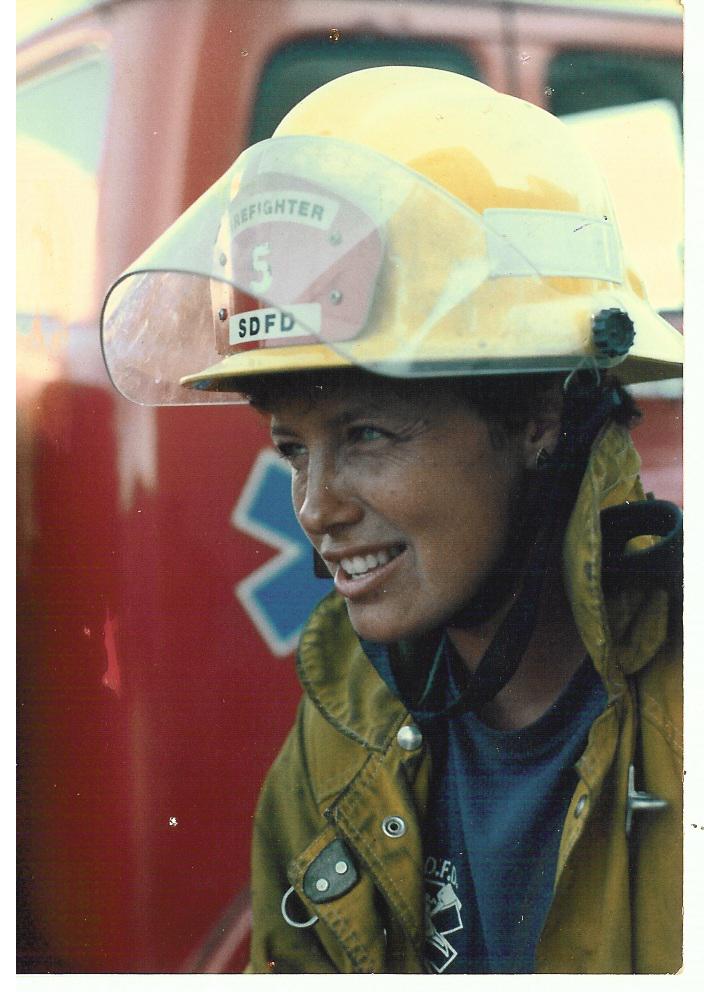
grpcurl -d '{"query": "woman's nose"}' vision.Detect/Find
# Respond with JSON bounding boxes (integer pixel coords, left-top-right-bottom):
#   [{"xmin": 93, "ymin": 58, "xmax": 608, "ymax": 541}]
[{"xmin": 296, "ymin": 455, "xmax": 362, "ymax": 536}]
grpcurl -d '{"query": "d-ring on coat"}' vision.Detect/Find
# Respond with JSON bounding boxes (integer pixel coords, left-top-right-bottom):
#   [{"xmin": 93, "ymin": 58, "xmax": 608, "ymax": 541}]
[{"xmin": 246, "ymin": 424, "xmax": 683, "ymax": 974}]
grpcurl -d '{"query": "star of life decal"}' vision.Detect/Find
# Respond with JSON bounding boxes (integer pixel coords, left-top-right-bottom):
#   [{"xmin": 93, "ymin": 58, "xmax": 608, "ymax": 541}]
[
  {"xmin": 232, "ymin": 449, "xmax": 334, "ymax": 656},
  {"xmin": 424, "ymin": 856, "xmax": 464, "ymax": 974}
]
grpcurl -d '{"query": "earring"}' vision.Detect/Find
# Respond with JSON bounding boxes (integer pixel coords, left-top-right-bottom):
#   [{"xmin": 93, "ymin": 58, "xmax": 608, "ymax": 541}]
[{"xmin": 535, "ymin": 447, "xmax": 551, "ymax": 470}]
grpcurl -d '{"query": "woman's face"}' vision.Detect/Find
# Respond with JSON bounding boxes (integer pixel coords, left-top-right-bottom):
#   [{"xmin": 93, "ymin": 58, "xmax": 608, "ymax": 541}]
[{"xmin": 269, "ymin": 378, "xmax": 532, "ymax": 643}]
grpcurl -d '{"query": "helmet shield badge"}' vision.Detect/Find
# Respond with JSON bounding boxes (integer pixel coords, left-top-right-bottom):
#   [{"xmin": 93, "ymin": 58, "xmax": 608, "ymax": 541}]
[{"xmin": 101, "ymin": 135, "xmax": 657, "ymax": 405}]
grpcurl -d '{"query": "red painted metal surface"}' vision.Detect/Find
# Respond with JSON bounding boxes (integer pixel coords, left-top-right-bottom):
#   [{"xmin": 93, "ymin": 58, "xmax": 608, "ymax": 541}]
[
  {"xmin": 633, "ymin": 398, "xmax": 683, "ymax": 507},
  {"xmin": 17, "ymin": 0, "xmax": 683, "ymax": 973}
]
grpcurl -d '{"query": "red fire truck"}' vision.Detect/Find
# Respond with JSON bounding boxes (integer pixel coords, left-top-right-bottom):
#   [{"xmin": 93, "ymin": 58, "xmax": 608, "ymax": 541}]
[{"xmin": 17, "ymin": 0, "xmax": 683, "ymax": 973}]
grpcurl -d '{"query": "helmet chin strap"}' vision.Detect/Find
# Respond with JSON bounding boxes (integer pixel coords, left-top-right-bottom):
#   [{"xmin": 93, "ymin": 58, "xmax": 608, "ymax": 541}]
[{"xmin": 437, "ymin": 373, "xmax": 622, "ymax": 718}]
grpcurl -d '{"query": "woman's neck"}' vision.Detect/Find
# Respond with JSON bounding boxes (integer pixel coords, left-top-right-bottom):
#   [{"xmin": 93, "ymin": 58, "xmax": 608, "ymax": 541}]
[{"xmin": 446, "ymin": 570, "xmax": 588, "ymax": 731}]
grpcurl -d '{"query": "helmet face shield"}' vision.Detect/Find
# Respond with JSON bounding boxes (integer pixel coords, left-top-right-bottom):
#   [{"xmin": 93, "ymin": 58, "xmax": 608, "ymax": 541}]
[{"xmin": 101, "ymin": 135, "xmax": 677, "ymax": 405}]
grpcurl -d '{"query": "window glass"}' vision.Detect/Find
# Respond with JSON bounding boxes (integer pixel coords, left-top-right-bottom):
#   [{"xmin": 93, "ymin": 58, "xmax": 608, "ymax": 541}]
[
  {"xmin": 249, "ymin": 36, "xmax": 480, "ymax": 143},
  {"xmin": 547, "ymin": 51, "xmax": 682, "ymax": 123},
  {"xmin": 549, "ymin": 51, "xmax": 683, "ymax": 316},
  {"xmin": 17, "ymin": 51, "xmax": 110, "ymax": 332},
  {"xmin": 16, "ymin": 1, "xmax": 98, "ymax": 45},
  {"xmin": 17, "ymin": 52, "xmax": 110, "ymax": 173}
]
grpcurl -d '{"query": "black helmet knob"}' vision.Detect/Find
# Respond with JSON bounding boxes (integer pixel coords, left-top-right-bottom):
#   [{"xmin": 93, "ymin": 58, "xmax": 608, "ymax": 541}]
[{"xmin": 592, "ymin": 308, "xmax": 635, "ymax": 359}]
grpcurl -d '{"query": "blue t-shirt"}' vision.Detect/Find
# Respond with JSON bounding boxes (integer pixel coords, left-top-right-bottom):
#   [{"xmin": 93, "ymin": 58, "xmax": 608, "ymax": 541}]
[{"xmin": 362, "ymin": 636, "xmax": 607, "ymax": 974}]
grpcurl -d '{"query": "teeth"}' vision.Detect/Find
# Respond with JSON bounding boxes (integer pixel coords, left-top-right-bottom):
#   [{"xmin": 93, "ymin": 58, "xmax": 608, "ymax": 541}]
[{"xmin": 340, "ymin": 545, "xmax": 403, "ymax": 577}]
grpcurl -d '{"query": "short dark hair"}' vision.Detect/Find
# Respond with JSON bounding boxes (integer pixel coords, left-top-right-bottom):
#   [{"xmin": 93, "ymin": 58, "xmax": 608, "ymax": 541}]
[{"xmin": 237, "ymin": 367, "xmax": 639, "ymax": 441}]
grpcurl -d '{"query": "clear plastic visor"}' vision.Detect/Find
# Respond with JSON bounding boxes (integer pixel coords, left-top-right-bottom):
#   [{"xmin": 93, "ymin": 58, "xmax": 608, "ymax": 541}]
[{"xmin": 101, "ymin": 135, "xmax": 624, "ymax": 405}]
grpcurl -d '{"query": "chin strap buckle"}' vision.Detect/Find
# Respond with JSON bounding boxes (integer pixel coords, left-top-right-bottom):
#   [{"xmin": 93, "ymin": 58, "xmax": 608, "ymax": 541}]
[{"xmin": 625, "ymin": 763, "xmax": 668, "ymax": 837}]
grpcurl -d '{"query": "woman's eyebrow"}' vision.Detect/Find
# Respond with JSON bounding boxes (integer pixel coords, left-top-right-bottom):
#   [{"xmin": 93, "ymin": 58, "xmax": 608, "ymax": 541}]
[
  {"xmin": 329, "ymin": 399, "xmax": 397, "ymax": 425},
  {"xmin": 271, "ymin": 403, "xmax": 390, "ymax": 437},
  {"xmin": 329, "ymin": 408, "xmax": 375, "ymax": 428},
  {"xmin": 270, "ymin": 422, "xmax": 298, "ymax": 440}
]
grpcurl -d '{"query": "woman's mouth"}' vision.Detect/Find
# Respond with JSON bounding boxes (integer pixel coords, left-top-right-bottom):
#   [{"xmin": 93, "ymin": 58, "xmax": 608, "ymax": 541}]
[
  {"xmin": 330, "ymin": 544, "xmax": 407, "ymax": 599},
  {"xmin": 339, "ymin": 544, "xmax": 406, "ymax": 579}
]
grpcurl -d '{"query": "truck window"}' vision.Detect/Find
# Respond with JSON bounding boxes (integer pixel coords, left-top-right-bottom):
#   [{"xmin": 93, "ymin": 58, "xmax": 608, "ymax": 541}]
[
  {"xmin": 249, "ymin": 36, "xmax": 480, "ymax": 142},
  {"xmin": 546, "ymin": 50, "xmax": 683, "ymax": 322},
  {"xmin": 17, "ymin": 50, "xmax": 111, "ymax": 333},
  {"xmin": 547, "ymin": 50, "xmax": 682, "ymax": 123}
]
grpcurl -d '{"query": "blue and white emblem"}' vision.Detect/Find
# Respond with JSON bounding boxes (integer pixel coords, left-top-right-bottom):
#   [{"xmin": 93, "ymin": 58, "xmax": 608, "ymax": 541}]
[{"xmin": 232, "ymin": 449, "xmax": 333, "ymax": 656}]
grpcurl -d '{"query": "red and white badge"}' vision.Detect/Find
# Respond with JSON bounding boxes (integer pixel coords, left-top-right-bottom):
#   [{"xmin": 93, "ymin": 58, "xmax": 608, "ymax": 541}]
[{"xmin": 225, "ymin": 172, "xmax": 384, "ymax": 351}]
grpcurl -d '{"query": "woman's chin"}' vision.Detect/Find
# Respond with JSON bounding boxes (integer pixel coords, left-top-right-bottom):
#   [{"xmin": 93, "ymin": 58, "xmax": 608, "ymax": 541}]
[{"xmin": 345, "ymin": 599, "xmax": 439, "ymax": 645}]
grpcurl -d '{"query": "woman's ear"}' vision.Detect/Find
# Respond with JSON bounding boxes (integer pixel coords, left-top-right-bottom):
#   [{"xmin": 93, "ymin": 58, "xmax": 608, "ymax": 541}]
[{"xmin": 521, "ymin": 384, "xmax": 563, "ymax": 469}]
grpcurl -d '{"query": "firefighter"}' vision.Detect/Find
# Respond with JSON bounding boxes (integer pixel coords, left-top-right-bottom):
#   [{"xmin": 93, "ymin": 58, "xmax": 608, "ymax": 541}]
[{"xmin": 102, "ymin": 66, "xmax": 683, "ymax": 973}]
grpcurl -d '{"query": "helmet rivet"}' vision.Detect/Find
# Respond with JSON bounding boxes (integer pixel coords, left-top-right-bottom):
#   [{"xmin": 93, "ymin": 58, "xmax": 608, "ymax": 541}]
[
  {"xmin": 329, "ymin": 231, "xmax": 342, "ymax": 246},
  {"xmin": 592, "ymin": 308, "xmax": 635, "ymax": 359},
  {"xmin": 219, "ymin": 252, "xmax": 227, "ymax": 267},
  {"xmin": 218, "ymin": 308, "xmax": 228, "ymax": 322},
  {"xmin": 330, "ymin": 290, "xmax": 343, "ymax": 305}
]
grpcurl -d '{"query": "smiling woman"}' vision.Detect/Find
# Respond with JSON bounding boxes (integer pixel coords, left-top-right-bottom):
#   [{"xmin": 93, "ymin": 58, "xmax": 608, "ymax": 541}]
[
  {"xmin": 247, "ymin": 367, "xmax": 639, "ymax": 730},
  {"xmin": 267, "ymin": 375, "xmax": 529, "ymax": 645},
  {"xmin": 101, "ymin": 66, "xmax": 683, "ymax": 974}
]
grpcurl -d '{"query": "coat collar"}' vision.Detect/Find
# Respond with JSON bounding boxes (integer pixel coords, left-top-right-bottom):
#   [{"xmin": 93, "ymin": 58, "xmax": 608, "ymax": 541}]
[
  {"xmin": 297, "ymin": 594, "xmax": 407, "ymax": 749},
  {"xmin": 562, "ymin": 422, "xmax": 670, "ymax": 691}
]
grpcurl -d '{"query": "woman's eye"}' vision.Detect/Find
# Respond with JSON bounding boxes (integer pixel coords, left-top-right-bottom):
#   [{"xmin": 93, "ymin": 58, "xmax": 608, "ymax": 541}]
[
  {"xmin": 275, "ymin": 442, "xmax": 305, "ymax": 464},
  {"xmin": 350, "ymin": 425, "xmax": 387, "ymax": 443}
]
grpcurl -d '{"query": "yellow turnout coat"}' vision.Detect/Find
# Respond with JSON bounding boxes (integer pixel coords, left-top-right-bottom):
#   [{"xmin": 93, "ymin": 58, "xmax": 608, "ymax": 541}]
[{"xmin": 248, "ymin": 424, "xmax": 682, "ymax": 973}]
